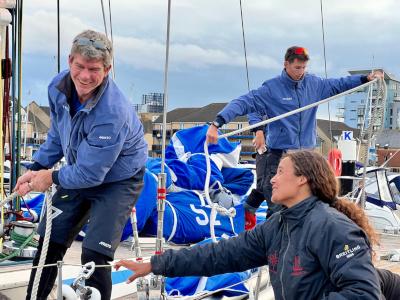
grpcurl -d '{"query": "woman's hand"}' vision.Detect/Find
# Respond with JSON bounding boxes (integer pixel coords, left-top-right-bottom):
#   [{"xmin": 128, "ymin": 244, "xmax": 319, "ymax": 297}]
[{"xmin": 114, "ymin": 260, "xmax": 152, "ymax": 283}]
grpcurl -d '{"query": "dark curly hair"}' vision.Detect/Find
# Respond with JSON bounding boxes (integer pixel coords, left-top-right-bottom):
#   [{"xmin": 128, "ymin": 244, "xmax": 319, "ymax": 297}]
[{"xmin": 284, "ymin": 150, "xmax": 379, "ymax": 249}]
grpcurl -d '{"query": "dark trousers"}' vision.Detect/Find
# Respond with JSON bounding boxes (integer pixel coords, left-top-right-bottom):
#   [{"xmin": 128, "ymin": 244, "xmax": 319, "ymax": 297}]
[
  {"xmin": 26, "ymin": 170, "xmax": 144, "ymax": 300},
  {"xmin": 246, "ymin": 150, "xmax": 284, "ymax": 217},
  {"xmin": 376, "ymin": 268, "xmax": 400, "ymax": 300}
]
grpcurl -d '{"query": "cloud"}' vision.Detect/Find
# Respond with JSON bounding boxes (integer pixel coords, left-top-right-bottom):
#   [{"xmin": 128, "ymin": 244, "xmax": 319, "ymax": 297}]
[
  {"xmin": 20, "ymin": 0, "xmax": 400, "ymax": 108},
  {"xmin": 115, "ymin": 35, "xmax": 281, "ymax": 71}
]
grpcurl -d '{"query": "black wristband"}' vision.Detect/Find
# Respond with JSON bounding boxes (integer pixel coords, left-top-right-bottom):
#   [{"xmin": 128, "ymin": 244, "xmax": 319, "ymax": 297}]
[
  {"xmin": 360, "ymin": 75, "xmax": 368, "ymax": 84},
  {"xmin": 52, "ymin": 170, "xmax": 60, "ymax": 185},
  {"xmin": 27, "ymin": 161, "xmax": 48, "ymax": 171}
]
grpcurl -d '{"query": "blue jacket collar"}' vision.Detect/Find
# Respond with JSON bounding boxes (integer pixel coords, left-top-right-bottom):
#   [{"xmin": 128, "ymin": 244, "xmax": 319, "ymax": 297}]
[
  {"xmin": 56, "ymin": 71, "xmax": 109, "ymax": 113},
  {"xmin": 280, "ymin": 69, "xmax": 305, "ymax": 88},
  {"xmin": 279, "ymin": 195, "xmax": 318, "ymax": 224}
]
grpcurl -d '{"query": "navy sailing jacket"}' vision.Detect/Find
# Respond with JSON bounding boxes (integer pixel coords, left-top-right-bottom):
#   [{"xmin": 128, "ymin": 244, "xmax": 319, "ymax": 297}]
[
  {"xmin": 33, "ymin": 70, "xmax": 147, "ymax": 189},
  {"xmin": 218, "ymin": 70, "xmax": 366, "ymax": 150},
  {"xmin": 152, "ymin": 196, "xmax": 381, "ymax": 299}
]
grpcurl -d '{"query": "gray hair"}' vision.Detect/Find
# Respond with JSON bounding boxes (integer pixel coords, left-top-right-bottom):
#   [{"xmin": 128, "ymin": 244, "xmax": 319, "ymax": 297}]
[{"xmin": 70, "ymin": 30, "xmax": 113, "ymax": 68}]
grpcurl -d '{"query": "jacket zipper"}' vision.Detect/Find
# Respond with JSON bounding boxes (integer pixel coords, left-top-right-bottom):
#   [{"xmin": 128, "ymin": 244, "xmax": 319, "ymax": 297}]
[
  {"xmin": 66, "ymin": 104, "xmax": 84, "ymax": 164},
  {"xmin": 295, "ymin": 83, "xmax": 301, "ymax": 148},
  {"xmin": 280, "ymin": 220, "xmax": 290, "ymax": 300}
]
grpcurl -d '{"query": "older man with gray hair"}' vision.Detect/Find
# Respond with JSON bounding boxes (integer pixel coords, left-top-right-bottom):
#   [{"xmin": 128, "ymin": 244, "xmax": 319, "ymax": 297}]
[{"xmin": 15, "ymin": 29, "xmax": 147, "ymax": 299}]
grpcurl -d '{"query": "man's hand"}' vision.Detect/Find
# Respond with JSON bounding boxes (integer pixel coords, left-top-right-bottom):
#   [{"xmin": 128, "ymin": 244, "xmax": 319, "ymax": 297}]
[
  {"xmin": 15, "ymin": 169, "xmax": 54, "ymax": 196},
  {"xmin": 14, "ymin": 170, "xmax": 34, "ymax": 193},
  {"xmin": 114, "ymin": 260, "xmax": 152, "ymax": 283},
  {"xmin": 206, "ymin": 124, "xmax": 219, "ymax": 144},
  {"xmin": 367, "ymin": 70, "xmax": 384, "ymax": 81},
  {"xmin": 252, "ymin": 130, "xmax": 266, "ymax": 151},
  {"xmin": 30, "ymin": 169, "xmax": 54, "ymax": 192}
]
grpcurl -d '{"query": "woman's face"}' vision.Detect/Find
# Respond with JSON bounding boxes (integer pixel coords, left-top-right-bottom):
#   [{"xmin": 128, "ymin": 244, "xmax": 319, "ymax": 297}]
[{"xmin": 271, "ymin": 157, "xmax": 308, "ymax": 207}]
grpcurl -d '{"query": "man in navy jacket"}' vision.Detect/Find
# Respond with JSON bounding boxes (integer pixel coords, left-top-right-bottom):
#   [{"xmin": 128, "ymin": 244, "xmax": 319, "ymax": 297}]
[
  {"xmin": 207, "ymin": 46, "xmax": 382, "ymax": 220},
  {"xmin": 15, "ymin": 30, "xmax": 147, "ymax": 300}
]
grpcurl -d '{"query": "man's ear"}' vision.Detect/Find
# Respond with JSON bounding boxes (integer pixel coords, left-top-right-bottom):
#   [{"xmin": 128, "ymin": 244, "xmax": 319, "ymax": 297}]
[
  {"xmin": 104, "ymin": 65, "xmax": 112, "ymax": 76},
  {"xmin": 284, "ymin": 60, "xmax": 289, "ymax": 69},
  {"xmin": 68, "ymin": 55, "xmax": 73, "ymax": 67}
]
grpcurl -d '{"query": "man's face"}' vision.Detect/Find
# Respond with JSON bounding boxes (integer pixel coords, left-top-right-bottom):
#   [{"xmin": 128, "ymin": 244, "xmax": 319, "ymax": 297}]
[
  {"xmin": 284, "ymin": 58, "xmax": 308, "ymax": 81},
  {"xmin": 69, "ymin": 53, "xmax": 111, "ymax": 102}
]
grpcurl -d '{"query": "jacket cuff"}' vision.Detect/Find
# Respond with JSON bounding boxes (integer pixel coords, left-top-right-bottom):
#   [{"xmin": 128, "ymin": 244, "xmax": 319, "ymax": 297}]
[
  {"xmin": 52, "ymin": 170, "xmax": 60, "ymax": 185},
  {"xmin": 27, "ymin": 161, "xmax": 48, "ymax": 171},
  {"xmin": 360, "ymin": 75, "xmax": 368, "ymax": 84},
  {"xmin": 251, "ymin": 126, "xmax": 265, "ymax": 133},
  {"xmin": 214, "ymin": 116, "xmax": 226, "ymax": 127},
  {"xmin": 150, "ymin": 255, "xmax": 163, "ymax": 275}
]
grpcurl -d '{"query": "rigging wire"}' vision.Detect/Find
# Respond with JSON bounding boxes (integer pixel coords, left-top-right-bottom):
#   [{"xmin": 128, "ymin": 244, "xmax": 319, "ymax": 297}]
[
  {"xmin": 107, "ymin": 0, "xmax": 115, "ymax": 78},
  {"xmin": 100, "ymin": 0, "xmax": 115, "ymax": 79},
  {"xmin": 57, "ymin": 0, "xmax": 60, "ymax": 73},
  {"xmin": 10, "ymin": 5, "xmax": 17, "ymax": 194},
  {"xmin": 160, "ymin": 0, "xmax": 172, "ymax": 174},
  {"xmin": 319, "ymin": 0, "xmax": 334, "ymax": 150},
  {"xmin": 239, "ymin": 0, "xmax": 250, "ymax": 92},
  {"xmin": 100, "ymin": 0, "xmax": 108, "ymax": 37},
  {"xmin": 15, "ymin": 0, "xmax": 23, "ymax": 211}
]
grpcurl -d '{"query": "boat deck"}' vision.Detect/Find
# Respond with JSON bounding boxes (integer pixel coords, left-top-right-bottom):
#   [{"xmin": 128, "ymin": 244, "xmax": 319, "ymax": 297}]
[
  {"xmin": 0, "ymin": 233, "xmax": 399, "ymax": 299},
  {"xmin": 375, "ymin": 232, "xmax": 400, "ymax": 273}
]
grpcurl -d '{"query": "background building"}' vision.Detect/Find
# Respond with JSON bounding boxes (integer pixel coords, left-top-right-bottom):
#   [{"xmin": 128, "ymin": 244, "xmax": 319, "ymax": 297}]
[
  {"xmin": 151, "ymin": 103, "xmax": 356, "ymax": 161},
  {"xmin": 133, "ymin": 93, "xmax": 164, "ymax": 114},
  {"xmin": 338, "ymin": 69, "xmax": 400, "ymax": 130},
  {"xmin": 5, "ymin": 101, "xmax": 50, "ymax": 160}
]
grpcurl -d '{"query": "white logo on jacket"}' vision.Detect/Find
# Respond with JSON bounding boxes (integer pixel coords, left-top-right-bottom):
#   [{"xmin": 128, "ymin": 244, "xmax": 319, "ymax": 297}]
[
  {"xmin": 99, "ymin": 241, "xmax": 112, "ymax": 249},
  {"xmin": 282, "ymin": 97, "xmax": 292, "ymax": 101},
  {"xmin": 99, "ymin": 136, "xmax": 112, "ymax": 140},
  {"xmin": 335, "ymin": 244, "xmax": 361, "ymax": 259}
]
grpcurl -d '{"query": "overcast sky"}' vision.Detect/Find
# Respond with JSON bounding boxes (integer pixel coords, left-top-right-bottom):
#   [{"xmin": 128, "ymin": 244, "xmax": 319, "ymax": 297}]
[{"xmin": 21, "ymin": 0, "xmax": 399, "ymax": 119}]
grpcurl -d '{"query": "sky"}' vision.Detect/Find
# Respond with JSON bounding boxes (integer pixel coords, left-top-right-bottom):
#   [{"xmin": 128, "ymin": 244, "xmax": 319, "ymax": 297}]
[{"xmin": 19, "ymin": 0, "xmax": 400, "ymax": 119}]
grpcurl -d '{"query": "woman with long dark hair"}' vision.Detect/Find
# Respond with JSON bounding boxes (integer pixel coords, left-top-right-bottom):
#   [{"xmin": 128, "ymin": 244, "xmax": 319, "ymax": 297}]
[{"xmin": 116, "ymin": 150, "xmax": 382, "ymax": 299}]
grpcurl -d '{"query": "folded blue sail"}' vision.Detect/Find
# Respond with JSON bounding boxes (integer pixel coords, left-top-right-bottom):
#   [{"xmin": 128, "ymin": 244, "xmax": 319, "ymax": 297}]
[
  {"xmin": 221, "ymin": 167, "xmax": 254, "ymax": 196},
  {"xmin": 141, "ymin": 191, "xmax": 245, "ymax": 244},
  {"xmin": 147, "ymin": 156, "xmax": 223, "ymax": 191},
  {"xmin": 166, "ymin": 125, "xmax": 241, "ymax": 163},
  {"xmin": 165, "ymin": 238, "xmax": 251, "ymax": 297},
  {"xmin": 21, "ymin": 193, "xmax": 45, "ymax": 222},
  {"xmin": 146, "ymin": 158, "xmax": 173, "ymax": 189}
]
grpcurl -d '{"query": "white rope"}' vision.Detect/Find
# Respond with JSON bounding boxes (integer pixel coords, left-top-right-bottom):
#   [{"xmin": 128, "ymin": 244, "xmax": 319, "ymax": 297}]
[
  {"xmin": 219, "ymin": 79, "xmax": 378, "ymax": 139},
  {"xmin": 31, "ymin": 190, "xmax": 53, "ymax": 300},
  {"xmin": 0, "ymin": 191, "xmax": 19, "ymax": 208},
  {"xmin": 203, "ymin": 141, "xmax": 236, "ymax": 242},
  {"xmin": 359, "ymin": 78, "xmax": 387, "ymax": 208}
]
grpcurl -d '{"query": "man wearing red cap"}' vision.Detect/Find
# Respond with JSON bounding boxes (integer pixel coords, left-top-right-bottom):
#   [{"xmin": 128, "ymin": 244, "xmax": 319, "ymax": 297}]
[{"xmin": 207, "ymin": 46, "xmax": 382, "ymax": 226}]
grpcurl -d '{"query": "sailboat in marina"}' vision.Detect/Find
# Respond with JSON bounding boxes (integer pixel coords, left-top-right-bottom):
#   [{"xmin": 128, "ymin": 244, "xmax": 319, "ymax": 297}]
[{"xmin": 1, "ymin": 1, "xmax": 400, "ymax": 299}]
